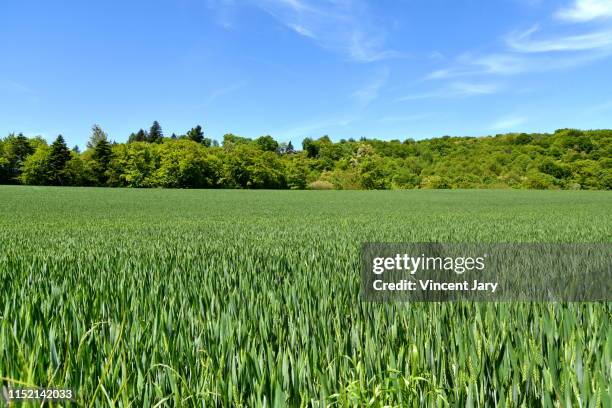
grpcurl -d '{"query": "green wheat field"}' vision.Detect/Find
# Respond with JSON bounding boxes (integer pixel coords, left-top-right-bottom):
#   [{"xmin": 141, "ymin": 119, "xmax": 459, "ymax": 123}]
[{"xmin": 0, "ymin": 186, "xmax": 610, "ymax": 407}]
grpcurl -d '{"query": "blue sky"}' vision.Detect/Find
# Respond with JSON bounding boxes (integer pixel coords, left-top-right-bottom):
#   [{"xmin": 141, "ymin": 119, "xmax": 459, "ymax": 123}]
[{"xmin": 1, "ymin": 0, "xmax": 611, "ymax": 148}]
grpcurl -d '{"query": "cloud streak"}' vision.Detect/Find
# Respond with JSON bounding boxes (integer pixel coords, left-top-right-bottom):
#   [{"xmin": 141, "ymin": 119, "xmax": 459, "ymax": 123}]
[
  {"xmin": 507, "ymin": 25, "xmax": 612, "ymax": 52},
  {"xmin": 0, "ymin": 80, "xmax": 38, "ymax": 103},
  {"xmin": 396, "ymin": 81, "xmax": 500, "ymax": 101},
  {"xmin": 556, "ymin": 0, "xmax": 612, "ymax": 22},
  {"xmin": 425, "ymin": 0, "xmax": 612, "ymax": 88},
  {"xmin": 206, "ymin": 81, "xmax": 247, "ymax": 105},
  {"xmin": 490, "ymin": 116, "xmax": 527, "ymax": 131},
  {"xmin": 351, "ymin": 68, "xmax": 389, "ymax": 106},
  {"xmin": 253, "ymin": 0, "xmax": 402, "ymax": 62}
]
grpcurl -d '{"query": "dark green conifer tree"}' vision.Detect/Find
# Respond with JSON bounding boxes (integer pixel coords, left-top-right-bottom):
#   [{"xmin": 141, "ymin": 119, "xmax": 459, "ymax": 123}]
[
  {"xmin": 148, "ymin": 121, "xmax": 163, "ymax": 143},
  {"xmin": 49, "ymin": 135, "xmax": 71, "ymax": 185}
]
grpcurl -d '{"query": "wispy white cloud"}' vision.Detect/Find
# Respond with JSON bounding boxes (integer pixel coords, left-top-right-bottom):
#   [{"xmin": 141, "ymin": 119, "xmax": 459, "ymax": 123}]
[
  {"xmin": 425, "ymin": 1, "xmax": 612, "ymax": 85},
  {"xmin": 428, "ymin": 51, "xmax": 446, "ymax": 61},
  {"xmin": 490, "ymin": 116, "xmax": 527, "ymax": 131},
  {"xmin": 556, "ymin": 0, "xmax": 612, "ymax": 22},
  {"xmin": 288, "ymin": 23, "xmax": 315, "ymax": 38},
  {"xmin": 425, "ymin": 53, "xmax": 532, "ymax": 80},
  {"xmin": 451, "ymin": 82, "xmax": 500, "ymax": 95},
  {"xmin": 0, "ymin": 80, "xmax": 38, "ymax": 103},
  {"xmin": 466, "ymin": 53, "xmax": 530, "ymax": 75},
  {"xmin": 507, "ymin": 25, "xmax": 612, "ymax": 52},
  {"xmin": 347, "ymin": 31, "xmax": 402, "ymax": 63},
  {"xmin": 275, "ymin": 67, "xmax": 390, "ymax": 137},
  {"xmin": 252, "ymin": 0, "xmax": 402, "ymax": 62},
  {"xmin": 206, "ymin": 81, "xmax": 247, "ymax": 105},
  {"xmin": 351, "ymin": 68, "xmax": 389, "ymax": 106},
  {"xmin": 427, "ymin": 48, "xmax": 611, "ymax": 80},
  {"xmin": 206, "ymin": 0, "xmax": 239, "ymax": 29},
  {"xmin": 0, "ymin": 80, "xmax": 33, "ymax": 94},
  {"xmin": 397, "ymin": 81, "xmax": 500, "ymax": 101}
]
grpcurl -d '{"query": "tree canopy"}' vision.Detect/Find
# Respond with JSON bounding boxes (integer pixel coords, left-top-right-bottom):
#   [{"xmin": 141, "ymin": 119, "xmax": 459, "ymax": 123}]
[{"xmin": 1, "ymin": 126, "xmax": 610, "ymax": 190}]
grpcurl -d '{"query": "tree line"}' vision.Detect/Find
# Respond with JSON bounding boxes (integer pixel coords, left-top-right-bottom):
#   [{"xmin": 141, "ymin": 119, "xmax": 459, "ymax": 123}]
[{"xmin": 0, "ymin": 122, "xmax": 610, "ymax": 190}]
